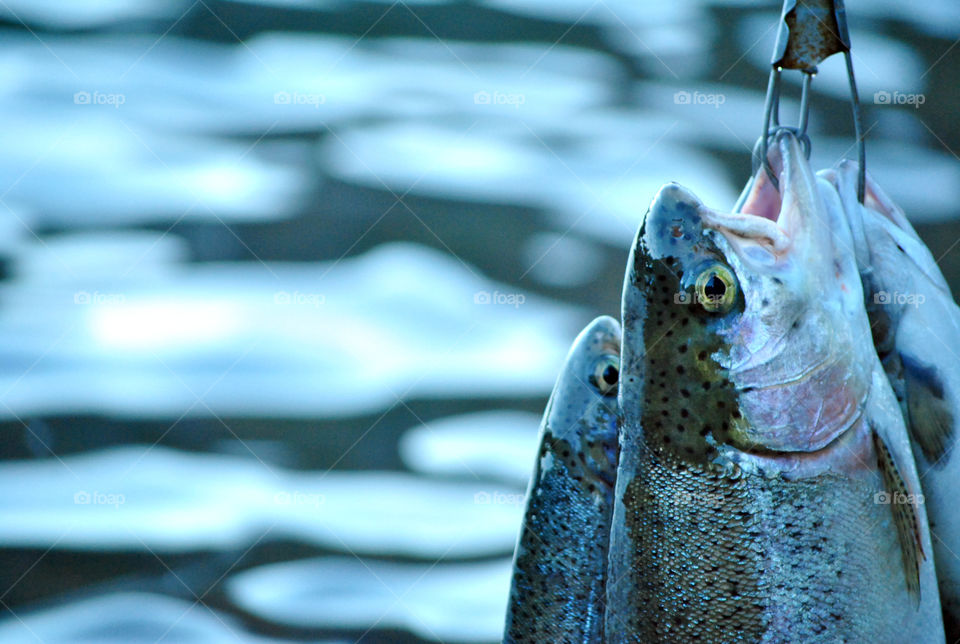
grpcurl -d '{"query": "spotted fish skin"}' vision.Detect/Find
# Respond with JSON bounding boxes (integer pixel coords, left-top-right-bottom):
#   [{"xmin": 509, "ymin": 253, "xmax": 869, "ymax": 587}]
[
  {"xmin": 504, "ymin": 316, "xmax": 620, "ymax": 644},
  {"xmin": 821, "ymin": 161, "xmax": 960, "ymax": 628},
  {"xmin": 605, "ymin": 133, "xmax": 944, "ymax": 642}
]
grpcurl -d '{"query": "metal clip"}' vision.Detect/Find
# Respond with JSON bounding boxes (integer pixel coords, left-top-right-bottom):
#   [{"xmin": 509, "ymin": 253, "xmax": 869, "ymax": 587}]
[{"xmin": 754, "ymin": 0, "xmax": 865, "ymax": 202}]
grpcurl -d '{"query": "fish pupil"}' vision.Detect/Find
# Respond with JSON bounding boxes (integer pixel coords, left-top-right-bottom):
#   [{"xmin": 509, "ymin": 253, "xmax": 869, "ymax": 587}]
[
  {"xmin": 704, "ymin": 274, "xmax": 726, "ymax": 301},
  {"xmin": 602, "ymin": 365, "xmax": 619, "ymax": 386}
]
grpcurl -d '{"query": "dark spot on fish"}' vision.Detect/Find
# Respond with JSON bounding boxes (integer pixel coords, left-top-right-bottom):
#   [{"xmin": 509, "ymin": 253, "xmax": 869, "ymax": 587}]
[
  {"xmin": 678, "ymin": 345, "xmax": 687, "ymax": 353},
  {"xmin": 680, "ymin": 389, "xmax": 690, "ymax": 398},
  {"xmin": 697, "ymin": 351, "xmax": 708, "ymax": 361},
  {"xmin": 701, "ymin": 381, "xmax": 711, "ymax": 391},
  {"xmin": 676, "ymin": 365, "xmax": 685, "ymax": 375}
]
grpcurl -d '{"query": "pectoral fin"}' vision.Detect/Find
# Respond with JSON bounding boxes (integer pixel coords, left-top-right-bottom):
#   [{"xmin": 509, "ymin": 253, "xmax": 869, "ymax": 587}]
[
  {"xmin": 901, "ymin": 353, "xmax": 955, "ymax": 466},
  {"xmin": 872, "ymin": 428, "xmax": 925, "ymax": 606}
]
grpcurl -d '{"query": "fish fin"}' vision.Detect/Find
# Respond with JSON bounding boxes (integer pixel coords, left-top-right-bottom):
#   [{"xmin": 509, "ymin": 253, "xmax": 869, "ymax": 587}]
[
  {"xmin": 872, "ymin": 428, "xmax": 925, "ymax": 607},
  {"xmin": 901, "ymin": 353, "xmax": 956, "ymax": 466}
]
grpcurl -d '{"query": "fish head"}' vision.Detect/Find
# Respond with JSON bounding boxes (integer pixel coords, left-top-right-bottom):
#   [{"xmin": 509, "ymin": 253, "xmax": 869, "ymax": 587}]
[
  {"xmin": 544, "ymin": 315, "xmax": 621, "ymax": 485},
  {"xmin": 621, "ymin": 131, "xmax": 869, "ymax": 472}
]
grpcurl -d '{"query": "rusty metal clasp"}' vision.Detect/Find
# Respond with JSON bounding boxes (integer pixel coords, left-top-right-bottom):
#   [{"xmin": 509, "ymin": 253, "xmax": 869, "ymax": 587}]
[{"xmin": 754, "ymin": 0, "xmax": 865, "ymax": 202}]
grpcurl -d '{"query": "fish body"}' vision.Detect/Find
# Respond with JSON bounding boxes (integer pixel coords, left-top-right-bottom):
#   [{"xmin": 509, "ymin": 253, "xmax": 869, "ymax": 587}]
[
  {"xmin": 504, "ymin": 315, "xmax": 621, "ymax": 643},
  {"xmin": 605, "ymin": 132, "xmax": 944, "ymax": 642},
  {"xmin": 821, "ymin": 161, "xmax": 960, "ymax": 626}
]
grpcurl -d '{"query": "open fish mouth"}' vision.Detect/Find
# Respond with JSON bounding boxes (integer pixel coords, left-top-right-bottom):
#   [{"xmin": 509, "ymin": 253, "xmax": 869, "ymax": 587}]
[{"xmin": 696, "ymin": 132, "xmax": 829, "ymax": 267}]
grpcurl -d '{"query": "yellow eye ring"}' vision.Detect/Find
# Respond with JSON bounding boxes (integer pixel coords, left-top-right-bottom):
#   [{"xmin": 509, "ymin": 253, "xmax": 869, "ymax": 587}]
[
  {"xmin": 695, "ymin": 263, "xmax": 738, "ymax": 313},
  {"xmin": 591, "ymin": 355, "xmax": 620, "ymax": 396}
]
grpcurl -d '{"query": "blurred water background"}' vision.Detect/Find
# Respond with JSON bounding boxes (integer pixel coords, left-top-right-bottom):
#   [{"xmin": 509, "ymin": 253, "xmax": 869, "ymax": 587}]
[{"xmin": 0, "ymin": 1, "xmax": 956, "ymax": 642}]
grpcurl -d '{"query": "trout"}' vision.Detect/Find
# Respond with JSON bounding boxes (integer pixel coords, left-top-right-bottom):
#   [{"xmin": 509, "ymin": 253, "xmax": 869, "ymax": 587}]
[
  {"xmin": 504, "ymin": 315, "xmax": 621, "ymax": 642},
  {"xmin": 822, "ymin": 160, "xmax": 960, "ymax": 632},
  {"xmin": 605, "ymin": 132, "xmax": 944, "ymax": 642}
]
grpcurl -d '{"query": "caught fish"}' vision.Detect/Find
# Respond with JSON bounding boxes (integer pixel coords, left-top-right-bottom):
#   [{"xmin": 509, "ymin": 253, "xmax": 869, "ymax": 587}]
[
  {"xmin": 504, "ymin": 315, "xmax": 620, "ymax": 643},
  {"xmin": 821, "ymin": 160, "xmax": 960, "ymax": 628},
  {"xmin": 605, "ymin": 131, "xmax": 944, "ymax": 642}
]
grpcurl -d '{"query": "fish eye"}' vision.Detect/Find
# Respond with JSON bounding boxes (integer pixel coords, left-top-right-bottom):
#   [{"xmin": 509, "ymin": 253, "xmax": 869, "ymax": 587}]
[
  {"xmin": 590, "ymin": 355, "xmax": 620, "ymax": 396},
  {"xmin": 695, "ymin": 263, "xmax": 738, "ymax": 313}
]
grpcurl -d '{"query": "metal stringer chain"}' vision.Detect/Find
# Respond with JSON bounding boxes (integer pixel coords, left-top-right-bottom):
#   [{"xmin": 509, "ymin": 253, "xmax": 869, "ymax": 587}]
[{"xmin": 753, "ymin": 0, "xmax": 866, "ymax": 202}]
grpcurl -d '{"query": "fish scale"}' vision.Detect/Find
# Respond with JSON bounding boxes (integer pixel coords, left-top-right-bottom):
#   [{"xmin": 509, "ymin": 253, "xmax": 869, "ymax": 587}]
[
  {"xmin": 616, "ymin": 449, "xmax": 906, "ymax": 642},
  {"xmin": 506, "ymin": 439, "xmax": 612, "ymax": 640}
]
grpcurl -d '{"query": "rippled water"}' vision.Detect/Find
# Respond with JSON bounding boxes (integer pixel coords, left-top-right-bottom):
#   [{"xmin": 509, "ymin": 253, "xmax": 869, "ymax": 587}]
[{"xmin": 0, "ymin": 1, "xmax": 956, "ymax": 642}]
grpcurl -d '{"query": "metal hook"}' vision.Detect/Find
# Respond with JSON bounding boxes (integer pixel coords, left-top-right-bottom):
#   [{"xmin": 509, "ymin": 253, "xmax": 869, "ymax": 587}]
[{"xmin": 754, "ymin": 0, "xmax": 865, "ymax": 202}]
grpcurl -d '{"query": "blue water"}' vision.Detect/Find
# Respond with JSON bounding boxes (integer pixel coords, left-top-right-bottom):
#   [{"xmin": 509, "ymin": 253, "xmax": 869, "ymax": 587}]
[{"xmin": 0, "ymin": 1, "xmax": 956, "ymax": 641}]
